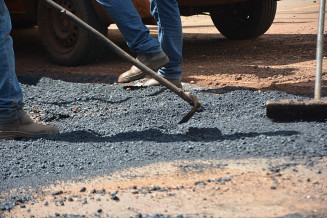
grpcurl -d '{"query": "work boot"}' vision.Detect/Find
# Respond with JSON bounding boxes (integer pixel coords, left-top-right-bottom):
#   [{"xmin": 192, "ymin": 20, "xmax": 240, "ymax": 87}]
[
  {"xmin": 141, "ymin": 78, "xmax": 182, "ymax": 88},
  {"xmin": 0, "ymin": 113, "xmax": 59, "ymax": 139},
  {"xmin": 118, "ymin": 51, "xmax": 169, "ymax": 83}
]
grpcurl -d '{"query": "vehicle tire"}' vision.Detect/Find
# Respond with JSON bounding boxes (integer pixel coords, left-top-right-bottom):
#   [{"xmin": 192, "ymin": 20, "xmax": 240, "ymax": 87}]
[
  {"xmin": 38, "ymin": 0, "xmax": 108, "ymax": 66},
  {"xmin": 210, "ymin": 0, "xmax": 277, "ymax": 40}
]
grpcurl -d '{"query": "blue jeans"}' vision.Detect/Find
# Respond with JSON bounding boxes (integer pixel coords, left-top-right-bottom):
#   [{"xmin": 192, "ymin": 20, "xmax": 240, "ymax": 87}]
[
  {"xmin": 96, "ymin": 0, "xmax": 183, "ymax": 79},
  {"xmin": 0, "ymin": 0, "xmax": 24, "ymax": 124}
]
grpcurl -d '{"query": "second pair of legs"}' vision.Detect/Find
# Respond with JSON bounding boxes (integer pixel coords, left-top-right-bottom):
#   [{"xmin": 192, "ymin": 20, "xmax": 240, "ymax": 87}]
[{"xmin": 97, "ymin": 0, "xmax": 183, "ymax": 89}]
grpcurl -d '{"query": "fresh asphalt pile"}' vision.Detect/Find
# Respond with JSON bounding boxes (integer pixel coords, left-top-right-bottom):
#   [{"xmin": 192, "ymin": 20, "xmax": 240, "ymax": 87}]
[{"xmin": 0, "ymin": 76, "xmax": 327, "ymax": 210}]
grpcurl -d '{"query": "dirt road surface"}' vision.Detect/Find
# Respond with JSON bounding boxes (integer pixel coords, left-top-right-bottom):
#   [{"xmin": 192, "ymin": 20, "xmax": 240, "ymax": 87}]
[
  {"xmin": 1, "ymin": 0, "xmax": 327, "ymax": 217},
  {"xmin": 11, "ymin": 0, "xmax": 327, "ymax": 95}
]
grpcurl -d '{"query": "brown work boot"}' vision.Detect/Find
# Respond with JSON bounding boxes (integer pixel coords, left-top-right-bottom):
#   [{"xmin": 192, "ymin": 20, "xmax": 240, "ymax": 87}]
[
  {"xmin": 118, "ymin": 51, "xmax": 169, "ymax": 83},
  {"xmin": 0, "ymin": 113, "xmax": 59, "ymax": 139},
  {"xmin": 141, "ymin": 78, "xmax": 182, "ymax": 88}
]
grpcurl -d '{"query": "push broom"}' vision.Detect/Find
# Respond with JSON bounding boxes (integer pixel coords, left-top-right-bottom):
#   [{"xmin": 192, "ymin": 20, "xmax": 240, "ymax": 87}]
[{"xmin": 266, "ymin": 0, "xmax": 327, "ymax": 121}]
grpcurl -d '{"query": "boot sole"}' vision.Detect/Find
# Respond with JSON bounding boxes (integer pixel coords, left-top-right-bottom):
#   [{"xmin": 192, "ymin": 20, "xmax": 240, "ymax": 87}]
[
  {"xmin": 140, "ymin": 78, "xmax": 182, "ymax": 89},
  {"xmin": 118, "ymin": 71, "xmax": 146, "ymax": 83},
  {"xmin": 0, "ymin": 130, "xmax": 59, "ymax": 140}
]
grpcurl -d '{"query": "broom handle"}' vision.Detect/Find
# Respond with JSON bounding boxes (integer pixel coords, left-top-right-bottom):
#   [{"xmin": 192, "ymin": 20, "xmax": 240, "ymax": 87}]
[{"xmin": 315, "ymin": 0, "xmax": 326, "ymax": 100}]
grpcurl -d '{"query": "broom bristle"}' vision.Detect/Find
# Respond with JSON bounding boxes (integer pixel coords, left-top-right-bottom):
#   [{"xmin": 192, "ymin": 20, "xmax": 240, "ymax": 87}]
[{"xmin": 266, "ymin": 99, "xmax": 327, "ymax": 122}]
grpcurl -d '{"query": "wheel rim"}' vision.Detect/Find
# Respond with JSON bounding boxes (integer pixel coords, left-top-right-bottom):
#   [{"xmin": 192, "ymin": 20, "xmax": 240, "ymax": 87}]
[
  {"xmin": 44, "ymin": 0, "xmax": 80, "ymax": 54},
  {"xmin": 223, "ymin": 2, "xmax": 254, "ymax": 29}
]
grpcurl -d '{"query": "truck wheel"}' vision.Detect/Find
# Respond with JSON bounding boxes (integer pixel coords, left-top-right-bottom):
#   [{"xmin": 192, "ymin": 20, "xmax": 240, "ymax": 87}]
[
  {"xmin": 38, "ymin": 0, "xmax": 108, "ymax": 66},
  {"xmin": 210, "ymin": 0, "xmax": 277, "ymax": 39}
]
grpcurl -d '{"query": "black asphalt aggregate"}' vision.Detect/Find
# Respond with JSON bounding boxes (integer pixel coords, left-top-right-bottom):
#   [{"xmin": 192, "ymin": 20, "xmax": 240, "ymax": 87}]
[{"xmin": 0, "ymin": 77, "xmax": 327, "ymax": 193}]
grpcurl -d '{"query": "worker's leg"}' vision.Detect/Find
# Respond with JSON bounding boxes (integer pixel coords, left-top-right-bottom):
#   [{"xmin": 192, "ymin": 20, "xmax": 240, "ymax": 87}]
[
  {"xmin": 150, "ymin": 0, "xmax": 183, "ymax": 80},
  {"xmin": 0, "ymin": 1, "xmax": 59, "ymax": 139},
  {"xmin": 96, "ymin": 0, "xmax": 161, "ymax": 53},
  {"xmin": 97, "ymin": 0, "xmax": 169, "ymax": 83},
  {"xmin": 0, "ymin": 0, "xmax": 24, "ymax": 124}
]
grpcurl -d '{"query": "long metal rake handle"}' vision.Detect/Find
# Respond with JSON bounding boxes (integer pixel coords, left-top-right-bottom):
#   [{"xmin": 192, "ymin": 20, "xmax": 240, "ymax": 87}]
[
  {"xmin": 315, "ymin": 0, "xmax": 326, "ymax": 100},
  {"xmin": 43, "ymin": 0, "xmax": 201, "ymax": 124},
  {"xmin": 44, "ymin": 0, "xmax": 195, "ymax": 106}
]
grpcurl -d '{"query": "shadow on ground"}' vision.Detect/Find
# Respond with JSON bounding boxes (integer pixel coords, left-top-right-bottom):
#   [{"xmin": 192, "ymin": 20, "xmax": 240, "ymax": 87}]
[{"xmin": 47, "ymin": 128, "xmax": 299, "ymax": 143}]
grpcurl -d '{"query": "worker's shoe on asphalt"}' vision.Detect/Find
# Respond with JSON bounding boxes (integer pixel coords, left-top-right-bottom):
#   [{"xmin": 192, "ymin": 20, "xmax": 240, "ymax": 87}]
[
  {"xmin": 0, "ymin": 113, "xmax": 59, "ymax": 139},
  {"xmin": 141, "ymin": 78, "xmax": 182, "ymax": 88},
  {"xmin": 118, "ymin": 51, "xmax": 169, "ymax": 83}
]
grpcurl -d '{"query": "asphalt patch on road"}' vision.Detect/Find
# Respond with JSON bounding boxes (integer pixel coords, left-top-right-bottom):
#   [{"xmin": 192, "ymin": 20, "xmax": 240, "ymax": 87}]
[{"xmin": 0, "ymin": 77, "xmax": 326, "ymax": 193}]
